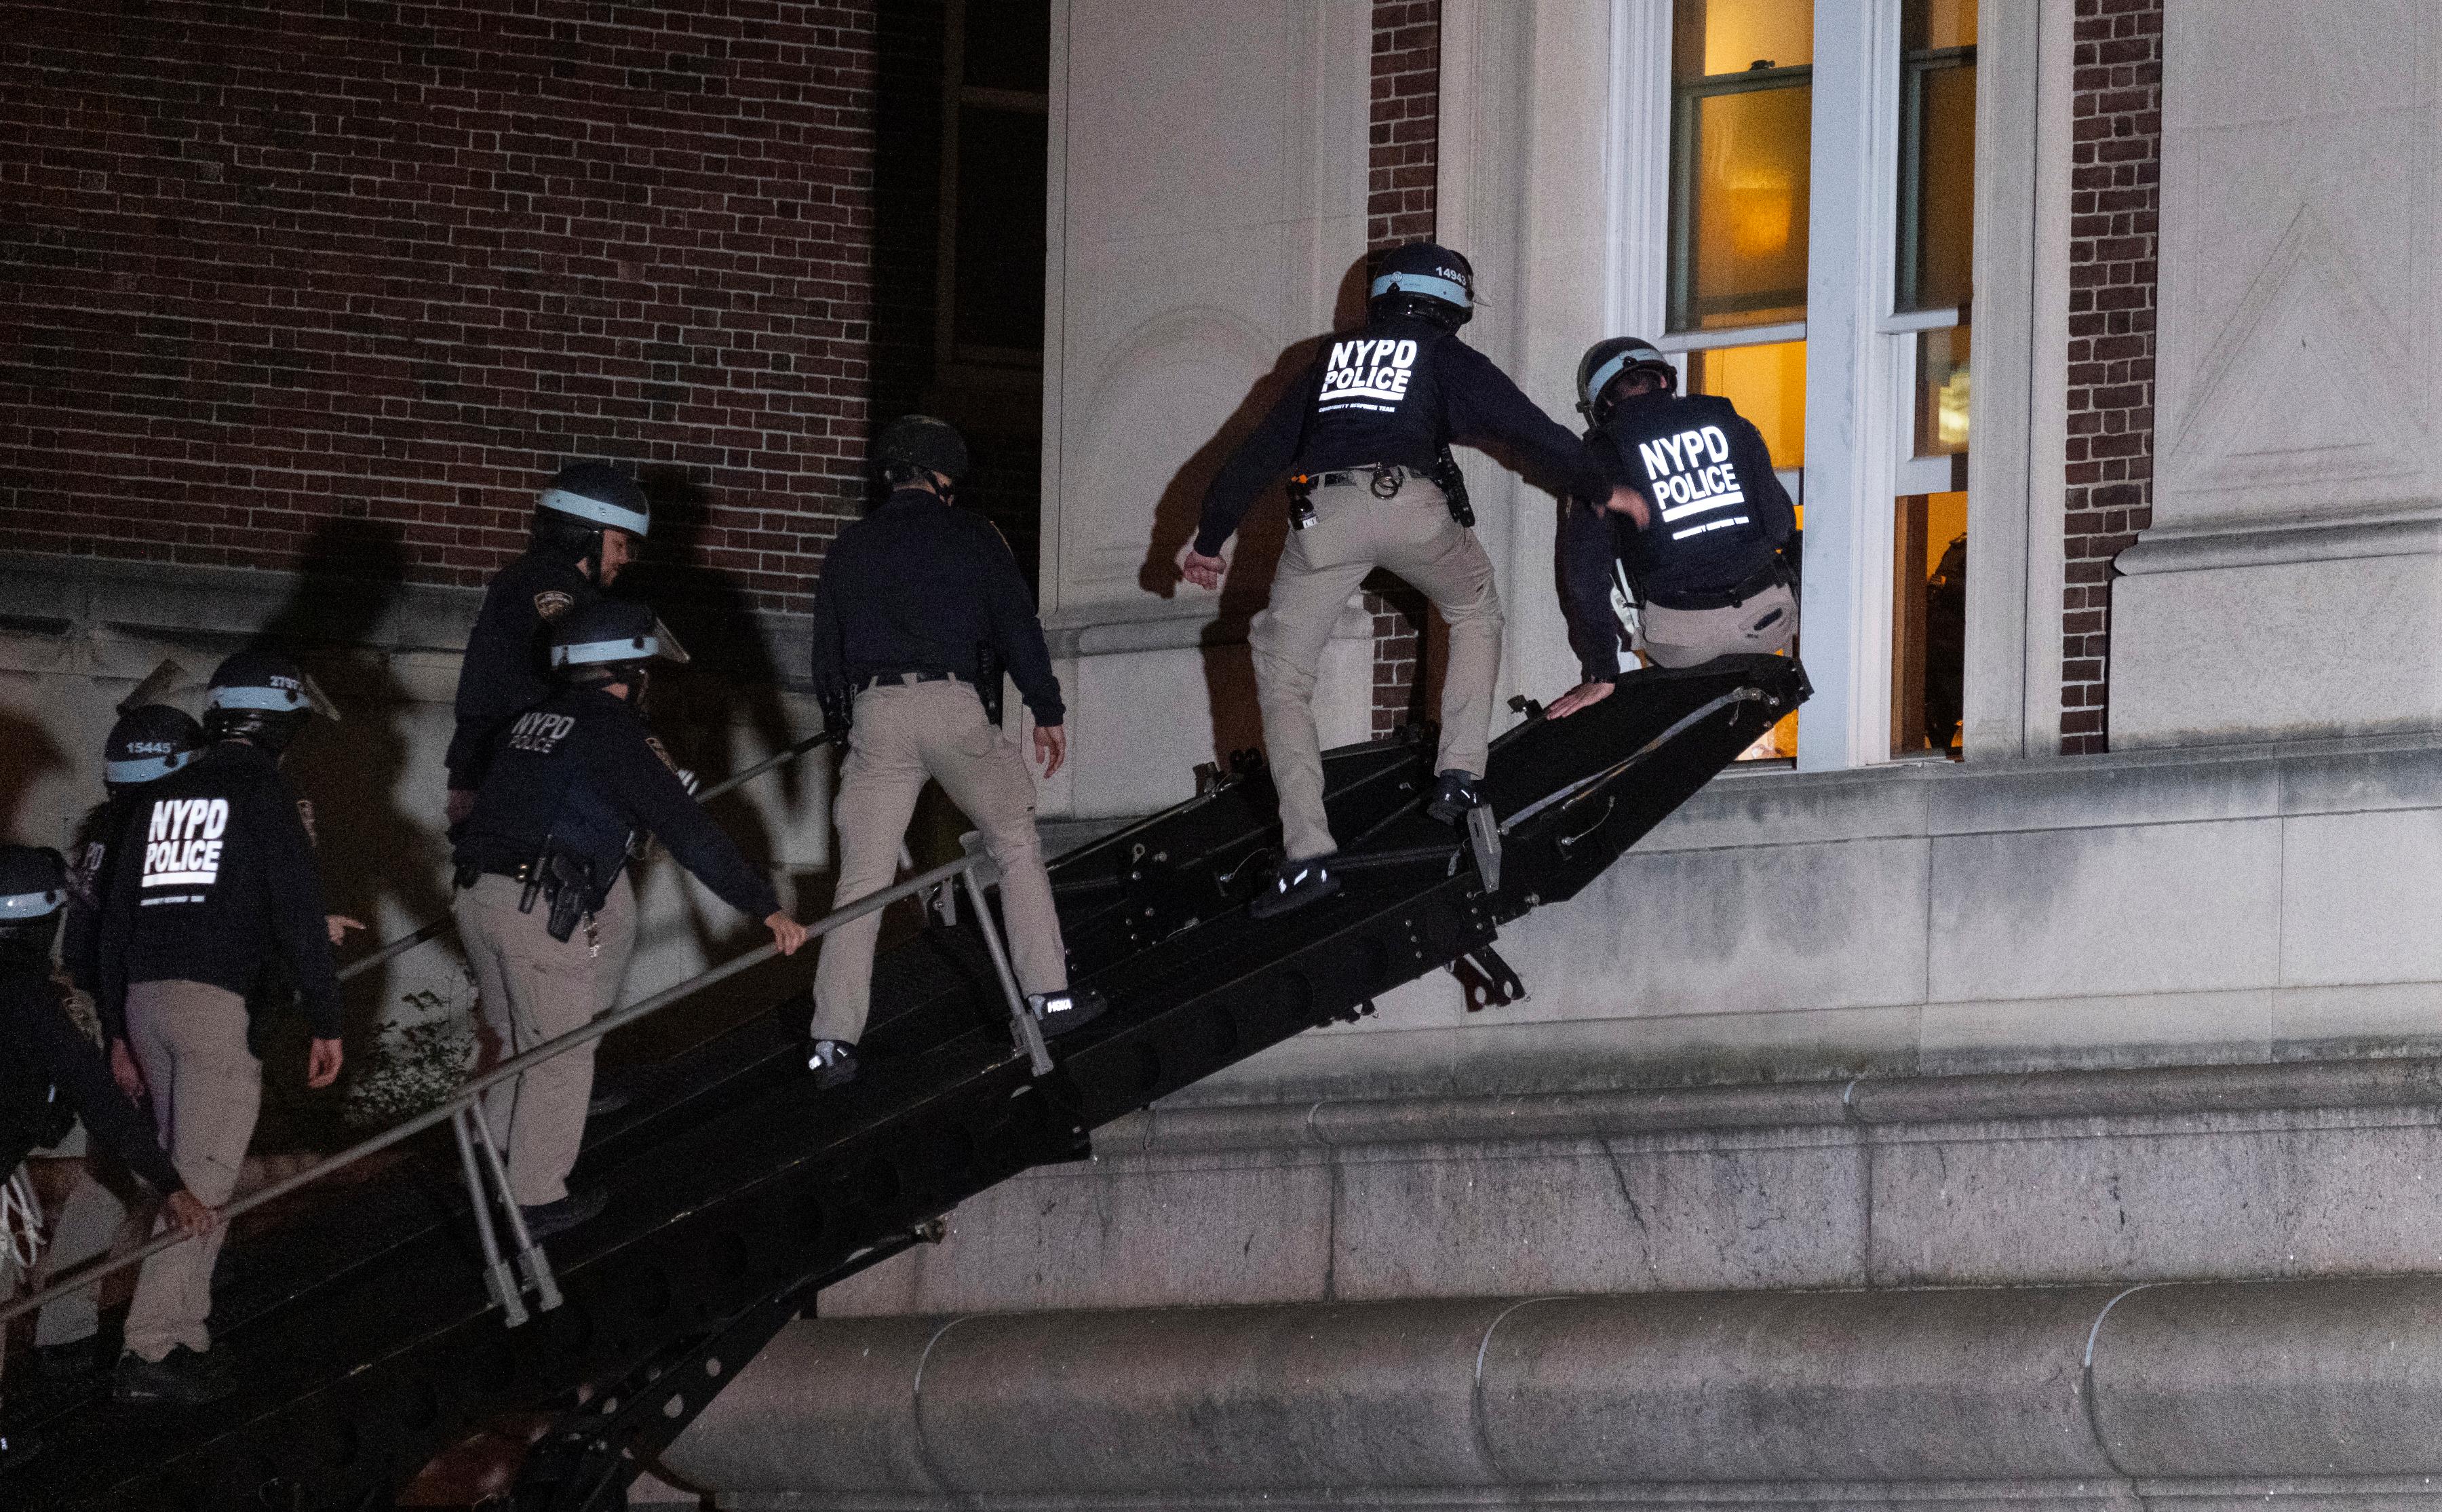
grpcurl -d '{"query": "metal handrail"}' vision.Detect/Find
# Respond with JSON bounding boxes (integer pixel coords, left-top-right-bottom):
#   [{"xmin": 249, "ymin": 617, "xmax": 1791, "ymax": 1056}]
[
  {"xmin": 0, "ymin": 843, "xmax": 986, "ymax": 1328},
  {"xmin": 336, "ymin": 731, "xmax": 835, "ymax": 984}
]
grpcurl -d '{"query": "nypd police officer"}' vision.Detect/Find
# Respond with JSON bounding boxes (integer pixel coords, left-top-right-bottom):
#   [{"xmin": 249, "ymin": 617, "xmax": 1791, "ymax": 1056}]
[
  {"xmin": 806, "ymin": 416, "xmax": 1100, "ymax": 1090},
  {"xmin": 444, "ymin": 461, "xmax": 650, "ymax": 826},
  {"xmin": 1547, "ymin": 338, "xmax": 1798, "ymax": 721},
  {"xmin": 0, "ymin": 846, "xmax": 213, "ymax": 1440},
  {"xmin": 452, "ymin": 600, "xmax": 806, "ymax": 1237},
  {"xmin": 1181, "ymin": 243, "xmax": 1637, "ymax": 916},
  {"xmin": 33, "ymin": 703, "xmax": 208, "ymax": 1383},
  {"xmin": 96, "ymin": 649, "xmax": 345, "ymax": 1406}
]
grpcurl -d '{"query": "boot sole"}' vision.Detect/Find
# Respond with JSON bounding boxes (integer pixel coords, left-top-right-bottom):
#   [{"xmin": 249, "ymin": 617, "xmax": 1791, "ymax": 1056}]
[{"xmin": 1248, "ymin": 876, "xmax": 1341, "ymax": 920}]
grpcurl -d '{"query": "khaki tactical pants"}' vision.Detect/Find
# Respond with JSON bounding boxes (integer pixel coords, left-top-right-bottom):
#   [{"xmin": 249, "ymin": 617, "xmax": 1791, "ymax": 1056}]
[
  {"xmin": 1640, "ymin": 581, "xmax": 1798, "ymax": 669},
  {"xmin": 1249, "ymin": 473, "xmax": 1503, "ymax": 862},
  {"xmin": 812, "ymin": 678, "xmax": 1068, "ymax": 1047},
  {"xmin": 33, "ymin": 1152, "xmax": 151, "ymax": 1349},
  {"xmin": 122, "ymin": 980, "xmax": 259, "ymax": 1362},
  {"xmin": 456, "ymin": 870, "xmax": 638, "ymax": 1208}
]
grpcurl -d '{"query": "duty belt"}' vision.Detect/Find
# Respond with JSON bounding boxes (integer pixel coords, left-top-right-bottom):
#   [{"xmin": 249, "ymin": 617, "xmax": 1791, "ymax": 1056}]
[
  {"xmin": 1304, "ymin": 464, "xmax": 1415, "ymax": 494},
  {"xmin": 857, "ymin": 670, "xmax": 966, "ymax": 693},
  {"xmin": 1644, "ymin": 560, "xmax": 1789, "ymax": 613}
]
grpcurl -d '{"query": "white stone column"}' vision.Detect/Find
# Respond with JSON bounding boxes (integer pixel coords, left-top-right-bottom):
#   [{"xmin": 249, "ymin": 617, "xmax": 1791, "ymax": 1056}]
[
  {"xmin": 1038, "ymin": 0, "xmax": 1372, "ymax": 819},
  {"xmin": 2110, "ymin": 0, "xmax": 2442, "ymax": 748}
]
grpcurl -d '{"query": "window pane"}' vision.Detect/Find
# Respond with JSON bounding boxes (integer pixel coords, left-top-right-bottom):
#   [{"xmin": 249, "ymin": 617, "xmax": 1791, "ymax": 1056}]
[
  {"xmin": 1914, "ymin": 324, "xmax": 1969, "ymax": 457},
  {"xmin": 1902, "ymin": 0, "xmax": 1977, "ymax": 52},
  {"xmin": 1680, "ymin": 85, "xmax": 1813, "ymax": 330},
  {"xmin": 1901, "ymin": 60, "xmax": 1977, "ymax": 310},
  {"xmin": 963, "ymin": 0, "xmax": 1051, "ymax": 92},
  {"xmin": 952, "ymin": 105, "xmax": 1049, "ymax": 352},
  {"xmin": 1676, "ymin": 0, "xmax": 1815, "ymax": 79},
  {"xmin": 1891, "ymin": 491, "xmax": 1967, "ymax": 756},
  {"xmin": 1688, "ymin": 340, "xmax": 1807, "ymax": 472}
]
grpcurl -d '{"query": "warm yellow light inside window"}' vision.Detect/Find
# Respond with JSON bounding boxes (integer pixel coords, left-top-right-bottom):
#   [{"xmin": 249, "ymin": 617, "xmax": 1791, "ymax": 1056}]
[
  {"xmin": 1682, "ymin": 0, "xmax": 1815, "ymax": 78},
  {"xmin": 1688, "ymin": 340, "xmax": 1807, "ymax": 471},
  {"xmin": 1904, "ymin": 0, "xmax": 1977, "ymax": 51}
]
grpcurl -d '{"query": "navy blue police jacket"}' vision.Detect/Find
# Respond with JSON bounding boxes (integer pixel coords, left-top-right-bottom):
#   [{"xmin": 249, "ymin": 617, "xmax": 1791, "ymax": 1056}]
[
  {"xmin": 809, "ymin": 487, "xmax": 1065, "ymax": 726},
  {"xmin": 0, "ymin": 954, "xmax": 186, "ymax": 1196},
  {"xmin": 1558, "ymin": 391, "xmax": 1797, "ymax": 680},
  {"xmin": 446, "ymin": 549, "xmax": 598, "ymax": 792},
  {"xmin": 452, "ymin": 686, "xmax": 780, "ymax": 923},
  {"xmin": 62, "ymin": 794, "xmax": 133, "ymax": 995},
  {"xmin": 1193, "ymin": 313, "xmax": 1617, "ymax": 555},
  {"xmin": 96, "ymin": 740, "xmax": 343, "ymax": 1043}
]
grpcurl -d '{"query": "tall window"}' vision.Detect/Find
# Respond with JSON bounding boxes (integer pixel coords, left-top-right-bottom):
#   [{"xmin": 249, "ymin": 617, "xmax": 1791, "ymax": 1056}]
[
  {"xmin": 1890, "ymin": 0, "xmax": 1974, "ymax": 756},
  {"xmin": 1648, "ymin": 0, "xmax": 1979, "ymax": 766},
  {"xmin": 939, "ymin": 1, "xmax": 1051, "ymax": 368}
]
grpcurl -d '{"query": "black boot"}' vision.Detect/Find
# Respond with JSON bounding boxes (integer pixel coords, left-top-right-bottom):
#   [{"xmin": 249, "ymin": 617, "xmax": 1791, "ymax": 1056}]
[
  {"xmin": 1028, "ymin": 988, "xmax": 1106, "ymax": 1039},
  {"xmin": 113, "ymin": 1345, "xmax": 237, "ymax": 1406},
  {"xmin": 33, "ymin": 1336, "xmax": 102, "ymax": 1384},
  {"xmin": 1424, "ymin": 769, "xmax": 1485, "ymax": 826},
  {"xmin": 518, "ymin": 1187, "xmax": 607, "ymax": 1241},
  {"xmin": 1249, "ymin": 857, "xmax": 1340, "ymax": 919},
  {"xmin": 808, "ymin": 1039, "xmax": 861, "ymax": 1090}
]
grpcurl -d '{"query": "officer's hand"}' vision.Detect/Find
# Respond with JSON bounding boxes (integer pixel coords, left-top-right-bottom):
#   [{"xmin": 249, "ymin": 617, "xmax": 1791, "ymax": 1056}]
[
  {"xmin": 306, "ymin": 1037, "xmax": 344, "ymax": 1089},
  {"xmin": 1033, "ymin": 724, "xmax": 1067, "ymax": 779},
  {"xmin": 1607, "ymin": 484, "xmax": 1652, "ymax": 529},
  {"xmin": 109, "ymin": 1039, "xmax": 147, "ymax": 1102},
  {"xmin": 161, "ymin": 1190, "xmax": 218, "ymax": 1239},
  {"xmin": 326, "ymin": 914, "xmax": 366, "ymax": 948},
  {"xmin": 446, "ymin": 788, "xmax": 477, "ymax": 827},
  {"xmin": 1176, "ymin": 537, "xmax": 1230, "ymax": 592},
  {"xmin": 765, "ymin": 912, "xmax": 808, "ymax": 956},
  {"xmin": 1547, "ymin": 680, "xmax": 1616, "ymax": 720}
]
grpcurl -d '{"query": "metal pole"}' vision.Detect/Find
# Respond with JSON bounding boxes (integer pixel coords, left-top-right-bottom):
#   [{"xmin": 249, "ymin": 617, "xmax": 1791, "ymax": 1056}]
[
  {"xmin": 336, "ymin": 731, "xmax": 836, "ymax": 983},
  {"xmin": 962, "ymin": 868, "xmax": 1053, "ymax": 1078},
  {"xmin": 0, "ymin": 849, "xmax": 985, "ymax": 1328},
  {"xmin": 450, "ymin": 1108, "xmax": 527, "ymax": 1327},
  {"xmin": 468, "ymin": 1101, "xmax": 560, "ymax": 1313}
]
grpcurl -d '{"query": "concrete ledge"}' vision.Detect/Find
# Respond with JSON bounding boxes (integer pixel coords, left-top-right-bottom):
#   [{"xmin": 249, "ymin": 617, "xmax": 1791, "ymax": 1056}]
[
  {"xmin": 667, "ymin": 1277, "xmax": 2442, "ymax": 1502},
  {"xmin": 1098, "ymin": 1056, "xmax": 2442, "ymax": 1156}
]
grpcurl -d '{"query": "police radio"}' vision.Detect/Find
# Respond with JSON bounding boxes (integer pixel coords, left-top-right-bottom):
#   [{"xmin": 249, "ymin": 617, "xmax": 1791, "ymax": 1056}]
[{"xmin": 1431, "ymin": 444, "xmax": 1474, "ymax": 528}]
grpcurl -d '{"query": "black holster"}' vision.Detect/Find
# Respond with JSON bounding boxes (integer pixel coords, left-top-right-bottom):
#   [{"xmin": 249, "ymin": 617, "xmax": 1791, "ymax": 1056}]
[
  {"xmin": 518, "ymin": 847, "xmax": 599, "ymax": 944},
  {"xmin": 819, "ymin": 686, "xmax": 853, "ymax": 743},
  {"xmin": 975, "ymin": 640, "xmax": 1005, "ymax": 727},
  {"xmin": 1430, "ymin": 444, "xmax": 1474, "ymax": 528}
]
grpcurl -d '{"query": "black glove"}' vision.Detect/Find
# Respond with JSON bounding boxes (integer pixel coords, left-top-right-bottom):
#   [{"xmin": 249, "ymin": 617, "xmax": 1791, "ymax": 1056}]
[{"xmin": 819, "ymin": 689, "xmax": 853, "ymax": 743}]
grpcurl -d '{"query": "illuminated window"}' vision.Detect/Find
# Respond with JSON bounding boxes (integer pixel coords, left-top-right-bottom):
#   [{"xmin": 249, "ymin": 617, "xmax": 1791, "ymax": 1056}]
[
  {"xmin": 1669, "ymin": 0, "xmax": 1815, "ymax": 332},
  {"xmin": 1891, "ymin": 492, "xmax": 1967, "ymax": 756},
  {"xmin": 1687, "ymin": 340, "xmax": 1807, "ymax": 473}
]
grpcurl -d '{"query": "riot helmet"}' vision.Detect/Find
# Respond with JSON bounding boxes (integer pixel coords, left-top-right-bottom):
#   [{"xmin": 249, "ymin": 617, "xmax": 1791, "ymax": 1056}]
[
  {"xmin": 549, "ymin": 598, "xmax": 665, "ymax": 693},
  {"xmin": 874, "ymin": 415, "xmax": 969, "ymax": 494},
  {"xmin": 533, "ymin": 461, "xmax": 651, "ymax": 583},
  {"xmin": 204, "ymin": 647, "xmax": 323, "ymax": 755},
  {"xmin": 0, "ymin": 845, "xmax": 68, "ymax": 960},
  {"xmin": 1575, "ymin": 336, "xmax": 1677, "ymax": 423},
  {"xmin": 104, "ymin": 704, "xmax": 206, "ymax": 791},
  {"xmin": 1368, "ymin": 242, "xmax": 1475, "ymax": 331}
]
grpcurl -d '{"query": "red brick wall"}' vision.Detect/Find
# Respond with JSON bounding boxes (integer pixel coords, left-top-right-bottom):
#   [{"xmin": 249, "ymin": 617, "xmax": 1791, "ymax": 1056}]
[
  {"xmin": 2059, "ymin": 0, "xmax": 2161, "ymax": 754},
  {"xmin": 1367, "ymin": 0, "xmax": 1440, "ymax": 735},
  {"xmin": 0, "ymin": 0, "xmax": 879, "ymax": 619}
]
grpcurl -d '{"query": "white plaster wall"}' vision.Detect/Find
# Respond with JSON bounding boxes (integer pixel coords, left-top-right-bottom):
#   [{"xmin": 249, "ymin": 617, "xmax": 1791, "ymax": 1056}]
[{"xmin": 1041, "ymin": 0, "xmax": 1374, "ymax": 819}]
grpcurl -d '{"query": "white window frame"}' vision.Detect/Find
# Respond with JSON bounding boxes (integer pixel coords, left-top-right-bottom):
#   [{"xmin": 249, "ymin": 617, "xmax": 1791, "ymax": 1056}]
[{"xmin": 1608, "ymin": 0, "xmax": 2034, "ymax": 771}]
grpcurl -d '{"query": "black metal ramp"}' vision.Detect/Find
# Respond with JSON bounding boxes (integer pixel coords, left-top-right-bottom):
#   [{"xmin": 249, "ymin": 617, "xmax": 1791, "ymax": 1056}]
[{"xmin": 0, "ymin": 656, "xmax": 1804, "ymax": 1511}]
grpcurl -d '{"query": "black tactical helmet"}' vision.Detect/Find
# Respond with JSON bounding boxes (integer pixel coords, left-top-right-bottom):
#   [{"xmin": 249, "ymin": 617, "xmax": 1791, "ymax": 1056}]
[
  {"xmin": 549, "ymin": 598, "xmax": 663, "ymax": 687},
  {"xmin": 1576, "ymin": 336, "xmax": 1677, "ymax": 421},
  {"xmin": 0, "ymin": 844, "xmax": 68, "ymax": 958},
  {"xmin": 105, "ymin": 703, "xmax": 206, "ymax": 790},
  {"xmin": 874, "ymin": 415, "xmax": 969, "ymax": 488},
  {"xmin": 1369, "ymin": 242, "xmax": 1475, "ymax": 330},
  {"xmin": 534, "ymin": 461, "xmax": 651, "ymax": 577},
  {"xmin": 205, "ymin": 647, "xmax": 319, "ymax": 754}
]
